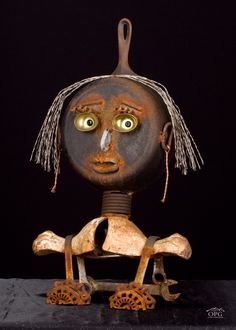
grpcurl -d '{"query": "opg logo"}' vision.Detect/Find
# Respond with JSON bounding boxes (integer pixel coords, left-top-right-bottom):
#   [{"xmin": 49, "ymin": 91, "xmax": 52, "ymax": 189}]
[{"xmin": 206, "ymin": 307, "xmax": 225, "ymax": 318}]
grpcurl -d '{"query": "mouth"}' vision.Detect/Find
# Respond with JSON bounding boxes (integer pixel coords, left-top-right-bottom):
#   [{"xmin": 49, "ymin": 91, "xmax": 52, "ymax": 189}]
[{"xmin": 92, "ymin": 158, "xmax": 119, "ymax": 174}]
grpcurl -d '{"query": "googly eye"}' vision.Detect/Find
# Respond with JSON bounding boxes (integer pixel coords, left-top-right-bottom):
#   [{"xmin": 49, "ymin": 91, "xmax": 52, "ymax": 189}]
[
  {"xmin": 74, "ymin": 112, "xmax": 99, "ymax": 132},
  {"xmin": 112, "ymin": 113, "xmax": 138, "ymax": 132}
]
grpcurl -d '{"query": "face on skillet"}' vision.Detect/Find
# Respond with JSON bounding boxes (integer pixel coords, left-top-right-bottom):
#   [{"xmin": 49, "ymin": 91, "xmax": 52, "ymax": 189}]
[{"xmin": 62, "ymin": 77, "xmax": 170, "ymax": 192}]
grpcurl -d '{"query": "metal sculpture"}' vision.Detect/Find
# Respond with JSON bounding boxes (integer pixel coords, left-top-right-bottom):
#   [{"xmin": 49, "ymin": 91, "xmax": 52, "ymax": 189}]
[{"xmin": 31, "ymin": 18, "xmax": 203, "ymax": 310}]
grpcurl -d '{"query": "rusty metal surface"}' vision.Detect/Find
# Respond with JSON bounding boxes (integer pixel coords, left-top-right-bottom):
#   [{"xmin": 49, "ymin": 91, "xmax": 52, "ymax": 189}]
[
  {"xmin": 64, "ymin": 235, "xmax": 74, "ymax": 281},
  {"xmin": 152, "ymin": 256, "xmax": 167, "ymax": 283},
  {"xmin": 102, "ymin": 215, "xmax": 146, "ymax": 256},
  {"xmin": 47, "ymin": 234, "xmax": 92, "ymax": 305},
  {"xmin": 32, "ymin": 223, "xmax": 191, "ymax": 260},
  {"xmin": 32, "ymin": 18, "xmax": 192, "ymax": 310},
  {"xmin": 152, "ymin": 256, "xmax": 181, "ymax": 301},
  {"xmin": 89, "ymin": 278, "xmax": 177, "ymax": 296},
  {"xmin": 62, "ymin": 17, "xmax": 172, "ymax": 193},
  {"xmin": 47, "ymin": 280, "xmax": 91, "ymax": 305},
  {"xmin": 44, "ymin": 231, "xmax": 181, "ymax": 306},
  {"xmin": 134, "ymin": 236, "xmax": 159, "ymax": 284},
  {"xmin": 32, "ymin": 230, "xmax": 65, "ymax": 255},
  {"xmin": 76, "ymin": 257, "xmax": 90, "ymax": 285},
  {"xmin": 112, "ymin": 18, "xmax": 135, "ymax": 75},
  {"xmin": 153, "ymin": 233, "xmax": 192, "ymax": 259},
  {"xmin": 63, "ymin": 77, "xmax": 171, "ymax": 193},
  {"xmin": 71, "ymin": 215, "xmax": 146, "ymax": 257},
  {"xmin": 109, "ymin": 282, "xmax": 156, "ymax": 311},
  {"xmin": 160, "ymin": 282, "xmax": 181, "ymax": 301},
  {"xmin": 101, "ymin": 190, "xmax": 132, "ymax": 216},
  {"xmin": 71, "ymin": 217, "xmax": 106, "ymax": 255}
]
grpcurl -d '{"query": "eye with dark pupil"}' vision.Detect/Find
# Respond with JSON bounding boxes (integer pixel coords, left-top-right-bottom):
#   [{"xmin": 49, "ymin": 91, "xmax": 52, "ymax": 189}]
[
  {"xmin": 87, "ymin": 119, "xmax": 94, "ymax": 126},
  {"xmin": 125, "ymin": 121, "xmax": 132, "ymax": 127}
]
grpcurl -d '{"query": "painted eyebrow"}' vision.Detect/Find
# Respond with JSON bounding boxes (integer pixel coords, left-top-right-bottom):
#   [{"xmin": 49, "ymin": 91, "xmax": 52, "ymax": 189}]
[
  {"xmin": 71, "ymin": 100, "xmax": 103, "ymax": 112},
  {"xmin": 119, "ymin": 102, "xmax": 143, "ymax": 112},
  {"xmin": 81, "ymin": 101, "xmax": 103, "ymax": 107}
]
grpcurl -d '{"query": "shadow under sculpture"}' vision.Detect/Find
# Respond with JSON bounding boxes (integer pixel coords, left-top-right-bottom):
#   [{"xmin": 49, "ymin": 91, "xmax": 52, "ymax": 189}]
[{"xmin": 31, "ymin": 18, "xmax": 203, "ymax": 311}]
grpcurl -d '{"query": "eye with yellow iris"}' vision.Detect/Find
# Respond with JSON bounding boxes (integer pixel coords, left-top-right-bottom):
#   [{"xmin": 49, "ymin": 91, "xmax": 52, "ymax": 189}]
[
  {"xmin": 74, "ymin": 112, "xmax": 99, "ymax": 132},
  {"xmin": 112, "ymin": 113, "xmax": 138, "ymax": 132}
]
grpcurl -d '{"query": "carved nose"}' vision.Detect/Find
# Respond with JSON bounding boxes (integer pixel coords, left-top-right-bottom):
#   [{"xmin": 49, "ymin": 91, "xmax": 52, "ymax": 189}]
[{"xmin": 100, "ymin": 128, "xmax": 112, "ymax": 152}]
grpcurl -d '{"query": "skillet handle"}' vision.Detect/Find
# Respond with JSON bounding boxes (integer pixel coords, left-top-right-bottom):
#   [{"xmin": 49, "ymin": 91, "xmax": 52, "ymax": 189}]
[{"xmin": 112, "ymin": 18, "xmax": 136, "ymax": 75}]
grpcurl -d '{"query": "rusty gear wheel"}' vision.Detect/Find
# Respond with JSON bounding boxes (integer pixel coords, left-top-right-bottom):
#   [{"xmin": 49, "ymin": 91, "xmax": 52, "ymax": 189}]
[
  {"xmin": 47, "ymin": 280, "xmax": 91, "ymax": 305},
  {"xmin": 109, "ymin": 289, "xmax": 145, "ymax": 310},
  {"xmin": 109, "ymin": 282, "xmax": 156, "ymax": 311}
]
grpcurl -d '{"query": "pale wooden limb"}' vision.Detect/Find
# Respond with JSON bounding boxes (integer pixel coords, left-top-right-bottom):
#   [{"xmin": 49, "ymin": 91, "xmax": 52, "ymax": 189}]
[
  {"xmin": 32, "ymin": 219, "xmax": 191, "ymax": 260},
  {"xmin": 102, "ymin": 215, "xmax": 147, "ymax": 256},
  {"xmin": 32, "ymin": 230, "xmax": 65, "ymax": 255},
  {"xmin": 153, "ymin": 233, "xmax": 192, "ymax": 259},
  {"xmin": 71, "ymin": 217, "xmax": 107, "ymax": 255}
]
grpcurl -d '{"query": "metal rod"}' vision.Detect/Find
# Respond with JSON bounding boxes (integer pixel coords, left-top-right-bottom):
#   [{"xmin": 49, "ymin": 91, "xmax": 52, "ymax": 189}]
[
  {"xmin": 64, "ymin": 235, "xmax": 74, "ymax": 281},
  {"xmin": 76, "ymin": 257, "xmax": 89, "ymax": 284},
  {"xmin": 89, "ymin": 278, "xmax": 177, "ymax": 296},
  {"xmin": 134, "ymin": 236, "xmax": 159, "ymax": 284}
]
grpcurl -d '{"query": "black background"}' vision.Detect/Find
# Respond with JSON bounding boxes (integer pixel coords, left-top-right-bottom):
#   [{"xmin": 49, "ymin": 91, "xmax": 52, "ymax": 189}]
[{"xmin": 1, "ymin": 1, "xmax": 235, "ymax": 281}]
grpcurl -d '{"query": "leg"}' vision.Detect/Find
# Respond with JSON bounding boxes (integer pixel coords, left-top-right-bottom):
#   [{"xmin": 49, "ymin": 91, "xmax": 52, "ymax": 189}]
[{"xmin": 47, "ymin": 235, "xmax": 92, "ymax": 305}]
